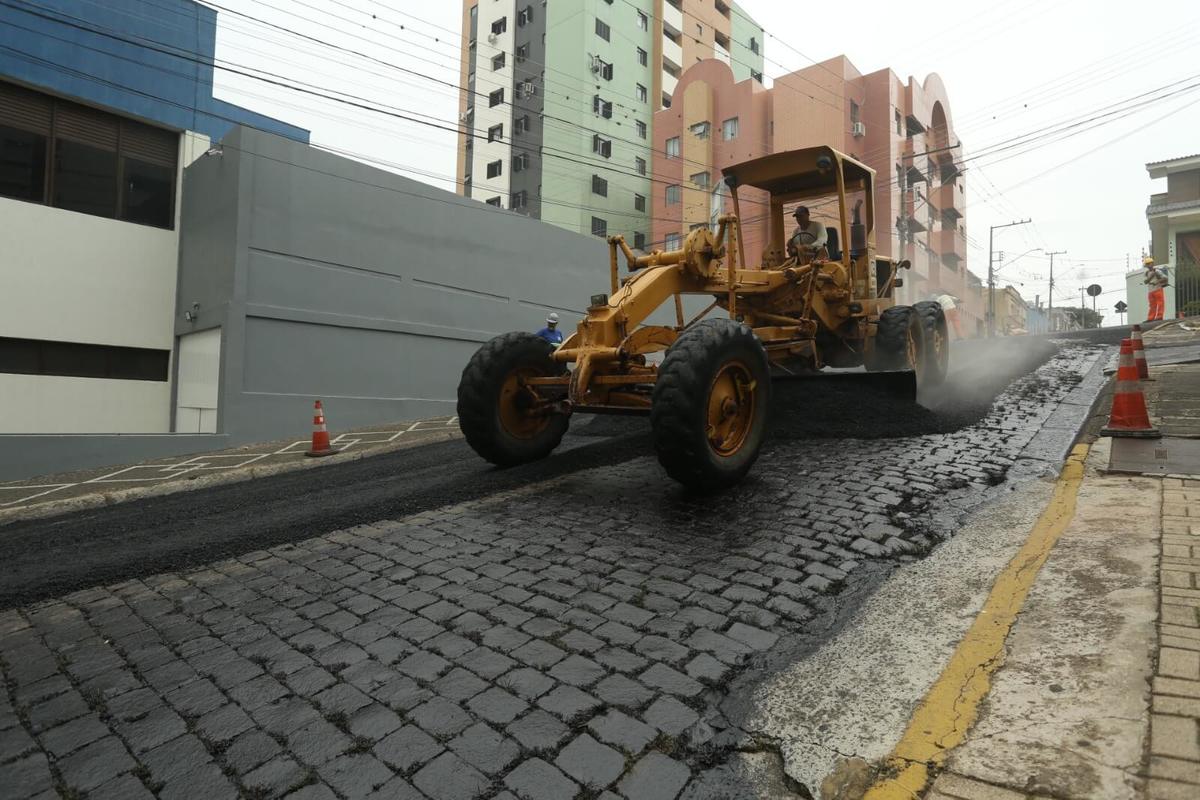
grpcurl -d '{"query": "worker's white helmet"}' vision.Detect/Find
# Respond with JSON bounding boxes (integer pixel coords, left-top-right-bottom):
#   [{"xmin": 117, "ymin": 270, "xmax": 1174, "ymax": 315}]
[{"xmin": 546, "ymin": 312, "xmax": 559, "ymax": 324}]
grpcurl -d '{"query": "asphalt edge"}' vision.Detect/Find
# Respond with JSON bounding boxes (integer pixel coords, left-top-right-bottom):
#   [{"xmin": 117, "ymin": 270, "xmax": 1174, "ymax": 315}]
[{"xmin": 0, "ymin": 430, "xmax": 462, "ymax": 527}]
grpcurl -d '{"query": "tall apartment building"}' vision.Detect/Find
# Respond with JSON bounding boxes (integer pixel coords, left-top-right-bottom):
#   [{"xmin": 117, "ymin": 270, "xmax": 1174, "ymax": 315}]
[
  {"xmin": 454, "ymin": 0, "xmax": 764, "ymax": 246},
  {"xmin": 650, "ymin": 55, "xmax": 984, "ymax": 333}
]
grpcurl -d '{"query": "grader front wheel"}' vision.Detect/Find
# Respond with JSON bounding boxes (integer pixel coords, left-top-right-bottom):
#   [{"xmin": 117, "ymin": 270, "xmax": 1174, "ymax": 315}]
[
  {"xmin": 651, "ymin": 319, "xmax": 771, "ymax": 491},
  {"xmin": 457, "ymin": 332, "xmax": 569, "ymax": 466},
  {"xmin": 913, "ymin": 301, "xmax": 950, "ymax": 385}
]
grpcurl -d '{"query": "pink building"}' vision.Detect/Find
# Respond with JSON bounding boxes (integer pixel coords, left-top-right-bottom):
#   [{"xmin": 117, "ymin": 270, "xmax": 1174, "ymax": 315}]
[{"xmin": 651, "ymin": 56, "xmax": 983, "ymax": 334}]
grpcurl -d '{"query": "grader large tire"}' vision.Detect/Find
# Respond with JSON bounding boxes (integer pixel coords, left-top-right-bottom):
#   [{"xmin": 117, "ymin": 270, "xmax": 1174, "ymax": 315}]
[
  {"xmin": 871, "ymin": 305, "xmax": 926, "ymax": 378},
  {"xmin": 913, "ymin": 301, "xmax": 950, "ymax": 386},
  {"xmin": 457, "ymin": 332, "xmax": 568, "ymax": 466},
  {"xmin": 651, "ymin": 319, "xmax": 770, "ymax": 491}
]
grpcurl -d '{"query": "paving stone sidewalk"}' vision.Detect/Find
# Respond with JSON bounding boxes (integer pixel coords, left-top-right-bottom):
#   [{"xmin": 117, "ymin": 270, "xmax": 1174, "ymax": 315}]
[{"xmin": 0, "ymin": 345, "xmax": 1106, "ymax": 799}]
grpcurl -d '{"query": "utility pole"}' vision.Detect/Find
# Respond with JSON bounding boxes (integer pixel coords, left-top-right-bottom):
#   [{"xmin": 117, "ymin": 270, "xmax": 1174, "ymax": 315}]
[
  {"xmin": 1046, "ymin": 250, "xmax": 1065, "ymax": 331},
  {"xmin": 988, "ymin": 219, "xmax": 1031, "ymax": 337},
  {"xmin": 1079, "ymin": 286, "xmax": 1087, "ymax": 328}
]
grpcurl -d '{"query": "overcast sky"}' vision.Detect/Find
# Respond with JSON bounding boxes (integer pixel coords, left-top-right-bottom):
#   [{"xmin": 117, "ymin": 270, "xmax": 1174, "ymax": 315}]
[{"xmin": 207, "ymin": 0, "xmax": 1200, "ymax": 323}]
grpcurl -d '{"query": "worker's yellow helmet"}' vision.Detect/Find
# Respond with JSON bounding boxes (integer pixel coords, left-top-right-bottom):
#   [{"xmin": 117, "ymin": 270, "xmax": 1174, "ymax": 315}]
[{"xmin": 1143, "ymin": 255, "xmax": 1155, "ymax": 266}]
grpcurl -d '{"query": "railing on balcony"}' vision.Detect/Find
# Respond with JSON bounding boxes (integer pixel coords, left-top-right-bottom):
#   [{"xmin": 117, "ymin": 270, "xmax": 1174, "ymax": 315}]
[
  {"xmin": 935, "ymin": 182, "xmax": 964, "ymax": 220},
  {"xmin": 663, "ymin": 1, "xmax": 683, "ymax": 37},
  {"xmin": 662, "ymin": 35, "xmax": 683, "ymax": 73},
  {"xmin": 934, "ymin": 227, "xmax": 966, "ymax": 267}
]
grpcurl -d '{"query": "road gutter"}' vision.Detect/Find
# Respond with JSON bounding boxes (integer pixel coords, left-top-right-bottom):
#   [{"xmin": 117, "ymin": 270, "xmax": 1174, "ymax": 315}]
[{"xmin": 864, "ymin": 443, "xmax": 1090, "ymax": 799}]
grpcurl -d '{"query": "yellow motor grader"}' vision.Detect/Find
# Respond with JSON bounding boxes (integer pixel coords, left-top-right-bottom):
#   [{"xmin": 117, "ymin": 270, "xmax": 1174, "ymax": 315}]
[{"xmin": 457, "ymin": 146, "xmax": 949, "ymax": 490}]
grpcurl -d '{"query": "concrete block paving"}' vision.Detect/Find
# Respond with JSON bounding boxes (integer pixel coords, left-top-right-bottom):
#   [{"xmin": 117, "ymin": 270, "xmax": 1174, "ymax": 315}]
[{"xmin": 0, "ymin": 346, "xmax": 1107, "ymax": 798}]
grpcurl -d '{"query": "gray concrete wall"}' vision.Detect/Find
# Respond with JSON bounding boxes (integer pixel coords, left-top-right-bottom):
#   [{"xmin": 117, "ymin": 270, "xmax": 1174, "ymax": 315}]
[
  {"xmin": 179, "ymin": 127, "xmax": 614, "ymax": 445},
  {"xmin": 0, "ymin": 435, "xmax": 228, "ymax": 482}
]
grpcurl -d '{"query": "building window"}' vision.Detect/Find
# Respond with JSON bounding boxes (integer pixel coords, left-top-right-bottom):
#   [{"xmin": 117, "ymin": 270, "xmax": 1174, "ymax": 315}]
[
  {"xmin": 637, "ymin": 11, "xmax": 648, "ymax": 31},
  {"xmin": 722, "ymin": 117, "xmax": 739, "ymax": 140},
  {"xmin": 850, "ymin": 100, "xmax": 861, "ymax": 124},
  {"xmin": 0, "ymin": 81, "xmax": 178, "ymax": 229},
  {"xmin": 636, "ymin": 84, "xmax": 647, "ymax": 103},
  {"xmin": 665, "ymin": 232, "xmax": 681, "ymax": 250},
  {"xmin": 591, "ymin": 216, "xmax": 608, "ymax": 237},
  {"xmin": 492, "ymin": 18, "xmax": 507, "ymax": 35},
  {"xmin": 593, "ymin": 95, "xmax": 613, "ymax": 118},
  {"xmin": 665, "ymin": 184, "xmax": 681, "ymax": 205},
  {"xmin": 690, "ymin": 121, "xmax": 710, "ymax": 139},
  {"xmin": 592, "ymin": 134, "xmax": 612, "ymax": 158},
  {"xmin": 634, "ymin": 193, "xmax": 645, "ymax": 211},
  {"xmin": 635, "ymin": 156, "xmax": 646, "ymax": 175},
  {"xmin": 634, "ymin": 232, "xmax": 646, "ymax": 250},
  {"xmin": 592, "ymin": 175, "xmax": 608, "ymax": 196},
  {"xmin": 492, "ymin": 52, "xmax": 505, "ymax": 71},
  {"xmin": 749, "ymin": 36, "xmax": 759, "ymax": 54},
  {"xmin": 637, "ymin": 47, "xmax": 648, "ymax": 67},
  {"xmin": 0, "ymin": 336, "xmax": 169, "ymax": 382},
  {"xmin": 486, "ymin": 196, "xmax": 502, "ymax": 207},
  {"xmin": 513, "ymin": 152, "xmax": 529, "ymax": 171},
  {"xmin": 511, "ymin": 190, "xmax": 527, "ymax": 209},
  {"xmin": 516, "ymin": 43, "xmax": 529, "ymax": 63},
  {"xmin": 691, "ymin": 171, "xmax": 710, "ymax": 188},
  {"xmin": 489, "ymin": 88, "xmax": 504, "ymax": 107},
  {"xmin": 696, "ymin": 23, "xmax": 703, "ymax": 36},
  {"xmin": 487, "ymin": 160, "xmax": 502, "ymax": 178},
  {"xmin": 488, "ymin": 123, "xmax": 503, "ymax": 141},
  {"xmin": 595, "ymin": 58, "xmax": 613, "ymax": 81},
  {"xmin": 595, "ymin": 19, "xmax": 610, "ymax": 41},
  {"xmin": 517, "ymin": 5, "xmax": 534, "ymax": 26},
  {"xmin": 635, "ymin": 120, "xmax": 646, "ymax": 139},
  {"xmin": 665, "ymin": 136, "xmax": 680, "ymax": 158},
  {"xmin": 751, "ymin": 69, "xmax": 763, "ymax": 83},
  {"xmin": 895, "ymin": 109, "xmax": 902, "ymax": 135},
  {"xmin": 514, "ymin": 115, "xmax": 529, "ymax": 134}
]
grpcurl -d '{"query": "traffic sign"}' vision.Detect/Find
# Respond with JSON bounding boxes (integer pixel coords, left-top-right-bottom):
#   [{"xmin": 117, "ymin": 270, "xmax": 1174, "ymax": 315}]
[
  {"xmin": 1086, "ymin": 284, "xmax": 1102, "ymax": 297},
  {"xmin": 1114, "ymin": 300, "xmax": 1127, "ymax": 313}
]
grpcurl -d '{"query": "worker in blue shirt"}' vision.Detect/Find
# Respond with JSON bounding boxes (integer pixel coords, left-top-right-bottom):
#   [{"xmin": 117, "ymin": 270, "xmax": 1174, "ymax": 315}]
[{"xmin": 535, "ymin": 313, "xmax": 564, "ymax": 347}]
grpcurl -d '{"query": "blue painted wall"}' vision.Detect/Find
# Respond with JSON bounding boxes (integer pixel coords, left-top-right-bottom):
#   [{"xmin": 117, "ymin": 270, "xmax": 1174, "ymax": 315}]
[{"xmin": 0, "ymin": 0, "xmax": 308, "ymax": 143}]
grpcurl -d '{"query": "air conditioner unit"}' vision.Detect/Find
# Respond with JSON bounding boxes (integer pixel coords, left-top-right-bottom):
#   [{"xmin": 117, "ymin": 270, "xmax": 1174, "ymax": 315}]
[
  {"xmin": 852, "ymin": 121, "xmax": 866, "ymax": 138},
  {"xmin": 487, "ymin": 32, "xmax": 498, "ymax": 43},
  {"xmin": 523, "ymin": 81, "xmax": 536, "ymax": 96},
  {"xmin": 590, "ymin": 56, "xmax": 601, "ymax": 73}
]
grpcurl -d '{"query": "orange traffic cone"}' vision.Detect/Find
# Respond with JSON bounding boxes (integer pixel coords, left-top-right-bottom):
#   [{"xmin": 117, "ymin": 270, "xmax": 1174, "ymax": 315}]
[
  {"xmin": 1130, "ymin": 324, "xmax": 1150, "ymax": 380},
  {"xmin": 1101, "ymin": 339, "xmax": 1160, "ymax": 438},
  {"xmin": 305, "ymin": 400, "xmax": 336, "ymax": 457}
]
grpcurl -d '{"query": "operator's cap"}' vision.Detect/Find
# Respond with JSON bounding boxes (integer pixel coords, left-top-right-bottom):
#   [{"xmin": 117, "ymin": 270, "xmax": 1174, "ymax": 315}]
[
  {"xmin": 792, "ymin": 205, "xmax": 809, "ymax": 218},
  {"xmin": 546, "ymin": 312, "xmax": 559, "ymax": 324},
  {"xmin": 1143, "ymin": 255, "xmax": 1155, "ymax": 266}
]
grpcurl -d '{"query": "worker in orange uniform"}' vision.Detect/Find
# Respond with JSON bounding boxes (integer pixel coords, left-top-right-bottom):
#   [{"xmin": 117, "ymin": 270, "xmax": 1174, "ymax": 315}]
[{"xmin": 1142, "ymin": 256, "xmax": 1169, "ymax": 322}]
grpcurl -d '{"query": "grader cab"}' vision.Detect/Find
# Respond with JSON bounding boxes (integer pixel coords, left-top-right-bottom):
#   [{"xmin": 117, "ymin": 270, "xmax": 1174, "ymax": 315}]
[{"xmin": 457, "ymin": 146, "xmax": 949, "ymax": 490}]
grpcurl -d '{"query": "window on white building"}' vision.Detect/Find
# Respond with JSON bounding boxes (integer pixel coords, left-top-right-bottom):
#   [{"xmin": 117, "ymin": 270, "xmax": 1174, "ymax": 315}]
[
  {"xmin": 591, "ymin": 216, "xmax": 608, "ymax": 237},
  {"xmin": 592, "ymin": 175, "xmax": 608, "ymax": 196},
  {"xmin": 487, "ymin": 160, "xmax": 502, "ymax": 178},
  {"xmin": 635, "ymin": 120, "xmax": 646, "ymax": 139},
  {"xmin": 636, "ymin": 84, "xmax": 647, "ymax": 103},
  {"xmin": 596, "ymin": 19, "xmax": 610, "ymax": 41}
]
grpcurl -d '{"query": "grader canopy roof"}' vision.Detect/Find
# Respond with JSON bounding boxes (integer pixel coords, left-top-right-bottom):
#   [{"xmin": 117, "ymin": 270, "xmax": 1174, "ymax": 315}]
[{"xmin": 721, "ymin": 146, "xmax": 874, "ymax": 197}]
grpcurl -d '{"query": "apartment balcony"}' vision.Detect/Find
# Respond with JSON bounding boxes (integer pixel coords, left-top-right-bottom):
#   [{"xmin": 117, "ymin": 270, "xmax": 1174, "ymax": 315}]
[
  {"xmin": 663, "ymin": 1, "xmax": 683, "ymax": 37},
  {"xmin": 934, "ymin": 181, "xmax": 964, "ymax": 220},
  {"xmin": 903, "ymin": 137, "xmax": 928, "ymax": 185},
  {"xmin": 902, "ymin": 192, "xmax": 926, "ymax": 232},
  {"xmin": 933, "ymin": 227, "xmax": 966, "ymax": 266},
  {"xmin": 713, "ymin": 42, "xmax": 731, "ymax": 66},
  {"xmin": 662, "ymin": 69, "xmax": 678, "ymax": 98},
  {"xmin": 662, "ymin": 34, "xmax": 683, "ymax": 73}
]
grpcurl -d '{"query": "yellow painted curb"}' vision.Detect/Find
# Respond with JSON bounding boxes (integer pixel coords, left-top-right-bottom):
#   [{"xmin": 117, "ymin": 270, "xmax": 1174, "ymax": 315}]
[{"xmin": 864, "ymin": 443, "xmax": 1090, "ymax": 800}]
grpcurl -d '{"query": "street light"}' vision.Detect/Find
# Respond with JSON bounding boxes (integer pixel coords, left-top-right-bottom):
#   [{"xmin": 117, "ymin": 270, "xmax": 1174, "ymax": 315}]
[
  {"xmin": 996, "ymin": 247, "xmax": 1042, "ymax": 273},
  {"xmin": 988, "ymin": 219, "xmax": 1032, "ymax": 338}
]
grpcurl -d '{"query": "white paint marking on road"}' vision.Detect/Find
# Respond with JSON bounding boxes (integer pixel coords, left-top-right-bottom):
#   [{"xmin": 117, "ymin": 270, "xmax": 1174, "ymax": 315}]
[{"xmin": 0, "ymin": 484, "xmax": 74, "ymax": 507}]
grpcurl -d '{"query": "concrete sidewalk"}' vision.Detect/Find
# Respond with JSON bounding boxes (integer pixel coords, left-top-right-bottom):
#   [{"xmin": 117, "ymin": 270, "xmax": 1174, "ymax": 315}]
[
  {"xmin": 921, "ymin": 364, "xmax": 1200, "ymax": 798},
  {"xmin": 0, "ymin": 416, "xmax": 460, "ymax": 522}
]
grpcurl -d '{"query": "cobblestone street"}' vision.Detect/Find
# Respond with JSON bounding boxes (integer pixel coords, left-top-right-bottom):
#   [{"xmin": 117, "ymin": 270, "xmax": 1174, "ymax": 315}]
[{"xmin": 0, "ymin": 345, "xmax": 1107, "ymax": 800}]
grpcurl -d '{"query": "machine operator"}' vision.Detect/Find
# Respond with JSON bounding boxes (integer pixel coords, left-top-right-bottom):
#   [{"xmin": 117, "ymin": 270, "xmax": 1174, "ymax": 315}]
[{"xmin": 786, "ymin": 205, "xmax": 828, "ymax": 264}]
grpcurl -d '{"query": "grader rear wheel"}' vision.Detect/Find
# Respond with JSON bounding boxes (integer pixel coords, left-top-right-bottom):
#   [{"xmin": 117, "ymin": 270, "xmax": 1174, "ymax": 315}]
[
  {"xmin": 913, "ymin": 301, "xmax": 950, "ymax": 385},
  {"xmin": 870, "ymin": 305, "xmax": 927, "ymax": 381},
  {"xmin": 651, "ymin": 319, "xmax": 770, "ymax": 491},
  {"xmin": 457, "ymin": 332, "xmax": 569, "ymax": 466}
]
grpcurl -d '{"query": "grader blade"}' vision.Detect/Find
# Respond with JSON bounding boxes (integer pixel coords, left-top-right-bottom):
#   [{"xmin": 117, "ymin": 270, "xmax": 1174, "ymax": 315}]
[{"xmin": 774, "ymin": 370, "xmax": 918, "ymax": 402}]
